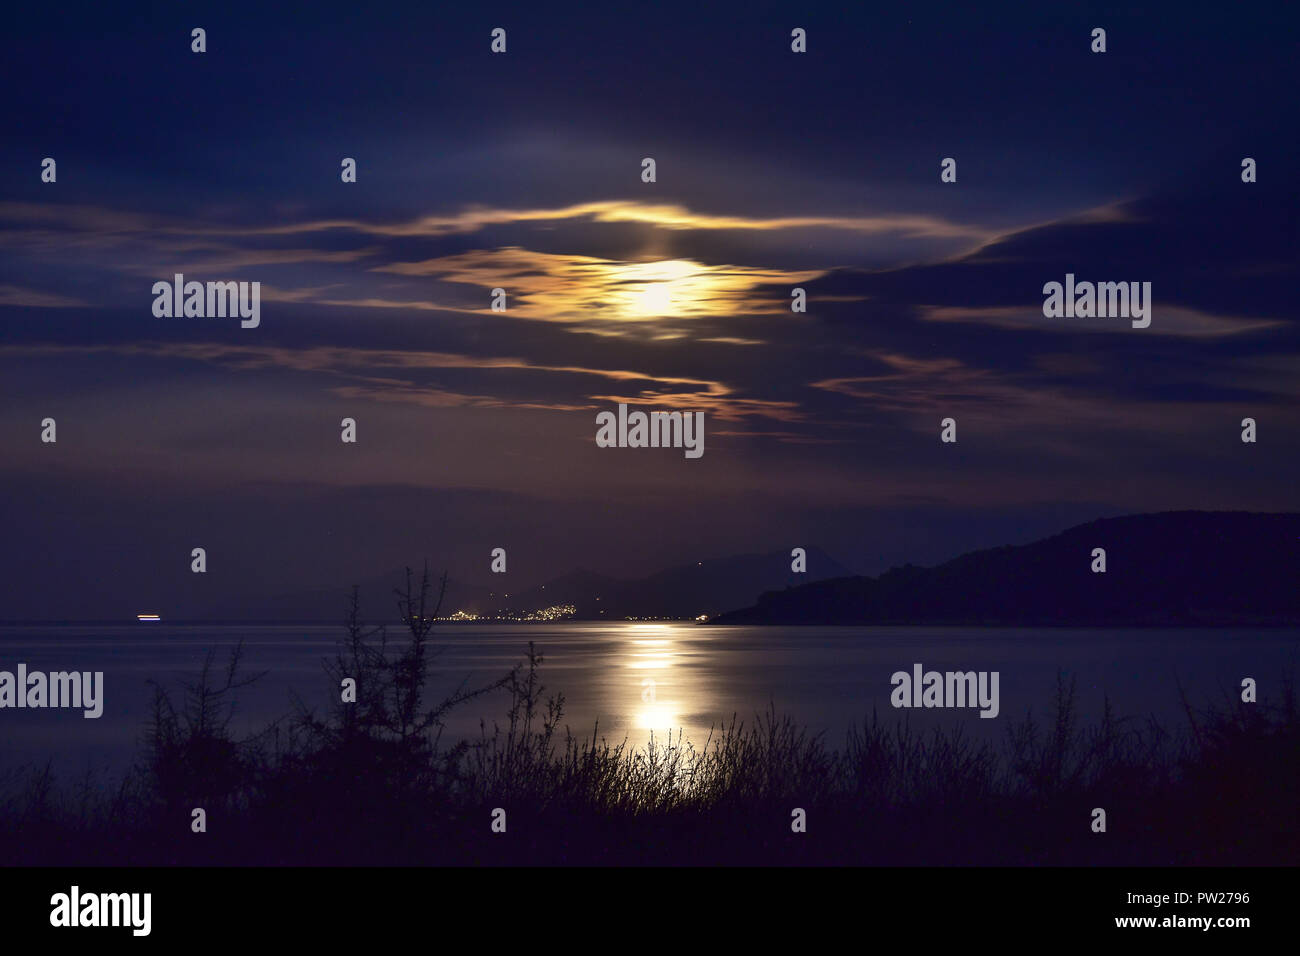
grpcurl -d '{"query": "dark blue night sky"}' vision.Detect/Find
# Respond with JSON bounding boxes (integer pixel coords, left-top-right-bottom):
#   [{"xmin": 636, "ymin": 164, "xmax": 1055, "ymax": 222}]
[{"xmin": 1, "ymin": 2, "xmax": 1296, "ymax": 618}]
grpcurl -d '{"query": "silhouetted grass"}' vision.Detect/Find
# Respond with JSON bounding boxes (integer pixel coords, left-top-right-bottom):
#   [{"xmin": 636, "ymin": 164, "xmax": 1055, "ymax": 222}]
[{"xmin": 2, "ymin": 568, "xmax": 1296, "ymax": 865}]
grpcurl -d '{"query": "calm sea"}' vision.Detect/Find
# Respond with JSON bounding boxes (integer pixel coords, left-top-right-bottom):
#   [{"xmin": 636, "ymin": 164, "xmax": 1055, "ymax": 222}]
[{"xmin": 2, "ymin": 623, "xmax": 1297, "ymax": 775}]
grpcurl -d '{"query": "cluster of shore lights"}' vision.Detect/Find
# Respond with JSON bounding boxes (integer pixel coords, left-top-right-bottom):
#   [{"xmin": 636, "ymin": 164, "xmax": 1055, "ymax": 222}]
[{"xmin": 441, "ymin": 604, "xmax": 577, "ymax": 622}]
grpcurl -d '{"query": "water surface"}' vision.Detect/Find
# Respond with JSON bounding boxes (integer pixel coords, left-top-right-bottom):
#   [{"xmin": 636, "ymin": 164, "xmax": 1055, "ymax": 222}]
[{"xmin": 1, "ymin": 623, "xmax": 1296, "ymax": 775}]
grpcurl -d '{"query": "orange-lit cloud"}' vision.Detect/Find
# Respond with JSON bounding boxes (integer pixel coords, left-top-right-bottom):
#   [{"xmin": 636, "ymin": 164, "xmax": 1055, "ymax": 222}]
[
  {"xmin": 0, "ymin": 341, "xmax": 794, "ymax": 421},
  {"xmin": 205, "ymin": 199, "xmax": 993, "ymax": 242},
  {"xmin": 374, "ymin": 248, "xmax": 821, "ymax": 323}
]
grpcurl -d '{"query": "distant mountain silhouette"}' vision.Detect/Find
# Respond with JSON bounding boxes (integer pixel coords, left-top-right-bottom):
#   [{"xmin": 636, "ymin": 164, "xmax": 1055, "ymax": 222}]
[
  {"xmin": 492, "ymin": 547, "xmax": 852, "ymax": 619},
  {"xmin": 713, "ymin": 512, "xmax": 1300, "ymax": 626},
  {"xmin": 201, "ymin": 547, "xmax": 851, "ymax": 622}
]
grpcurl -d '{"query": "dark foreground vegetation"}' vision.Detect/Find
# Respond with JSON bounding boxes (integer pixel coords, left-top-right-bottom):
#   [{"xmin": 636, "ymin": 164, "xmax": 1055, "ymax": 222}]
[{"xmin": 3, "ymin": 566, "xmax": 1297, "ymax": 866}]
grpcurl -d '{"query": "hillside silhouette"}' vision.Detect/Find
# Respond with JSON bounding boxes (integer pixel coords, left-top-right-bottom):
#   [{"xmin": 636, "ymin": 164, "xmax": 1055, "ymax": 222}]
[{"xmin": 714, "ymin": 511, "xmax": 1300, "ymax": 626}]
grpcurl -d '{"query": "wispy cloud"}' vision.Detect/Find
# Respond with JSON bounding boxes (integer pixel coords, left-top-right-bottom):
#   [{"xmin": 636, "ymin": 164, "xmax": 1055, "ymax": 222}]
[
  {"xmin": 0, "ymin": 284, "xmax": 88, "ymax": 308},
  {"xmin": 921, "ymin": 304, "xmax": 1285, "ymax": 338},
  {"xmin": 0, "ymin": 341, "xmax": 793, "ymax": 420},
  {"xmin": 211, "ymin": 199, "xmax": 994, "ymax": 242}
]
